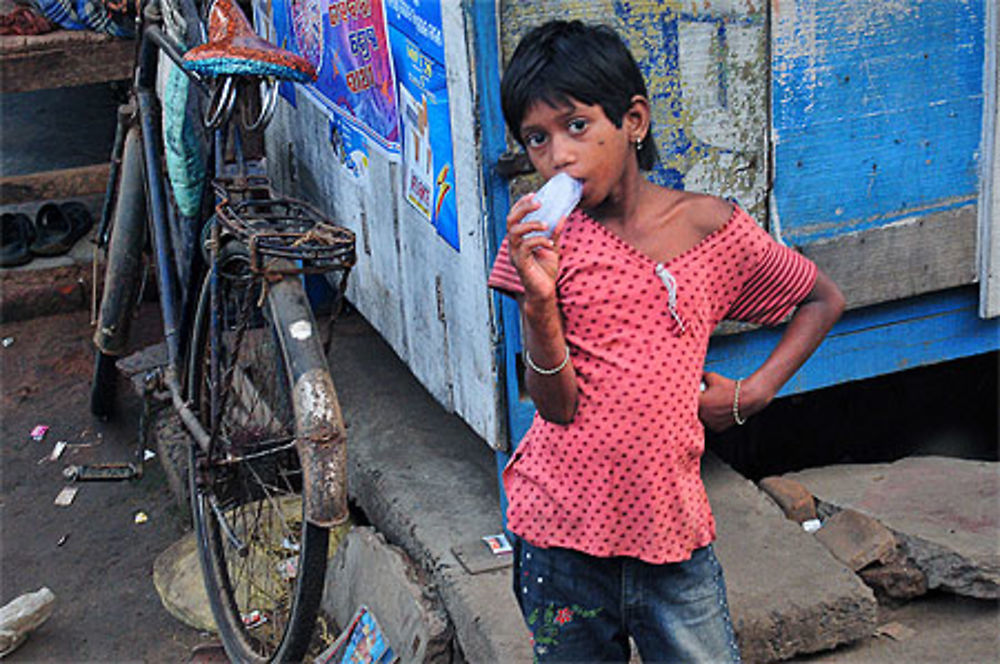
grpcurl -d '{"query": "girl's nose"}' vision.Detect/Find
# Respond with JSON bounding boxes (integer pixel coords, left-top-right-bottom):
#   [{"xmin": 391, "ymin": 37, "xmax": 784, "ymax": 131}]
[{"xmin": 550, "ymin": 133, "xmax": 575, "ymax": 170}]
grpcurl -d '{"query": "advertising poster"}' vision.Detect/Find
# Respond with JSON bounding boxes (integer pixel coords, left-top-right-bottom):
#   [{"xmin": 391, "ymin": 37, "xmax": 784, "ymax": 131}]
[
  {"xmin": 386, "ymin": 0, "xmax": 459, "ymax": 251},
  {"xmin": 266, "ymin": 0, "xmax": 401, "ymax": 158}
]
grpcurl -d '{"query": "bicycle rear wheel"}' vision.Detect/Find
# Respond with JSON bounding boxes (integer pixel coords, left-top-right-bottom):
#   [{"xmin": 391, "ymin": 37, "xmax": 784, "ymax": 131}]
[{"xmin": 187, "ymin": 243, "xmax": 329, "ymax": 663}]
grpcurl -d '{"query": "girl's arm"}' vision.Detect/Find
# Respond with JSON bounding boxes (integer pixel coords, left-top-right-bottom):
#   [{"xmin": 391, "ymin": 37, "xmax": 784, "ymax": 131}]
[
  {"xmin": 506, "ymin": 195, "xmax": 579, "ymax": 424},
  {"xmin": 518, "ymin": 292, "xmax": 579, "ymax": 424},
  {"xmin": 699, "ymin": 268, "xmax": 845, "ymax": 431}
]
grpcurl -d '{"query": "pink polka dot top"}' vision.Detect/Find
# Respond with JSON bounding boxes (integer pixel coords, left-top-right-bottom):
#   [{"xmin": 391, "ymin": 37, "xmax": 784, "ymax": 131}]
[{"xmin": 488, "ymin": 204, "xmax": 818, "ymax": 564}]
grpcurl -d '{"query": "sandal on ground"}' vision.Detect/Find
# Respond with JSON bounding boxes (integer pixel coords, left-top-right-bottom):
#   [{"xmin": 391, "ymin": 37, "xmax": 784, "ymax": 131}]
[
  {"xmin": 0, "ymin": 212, "xmax": 36, "ymax": 267},
  {"xmin": 29, "ymin": 202, "xmax": 94, "ymax": 257}
]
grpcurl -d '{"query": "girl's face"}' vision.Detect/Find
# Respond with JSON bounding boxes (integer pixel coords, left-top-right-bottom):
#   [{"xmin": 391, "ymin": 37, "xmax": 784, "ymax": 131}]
[{"xmin": 519, "ymin": 96, "xmax": 644, "ymax": 209}]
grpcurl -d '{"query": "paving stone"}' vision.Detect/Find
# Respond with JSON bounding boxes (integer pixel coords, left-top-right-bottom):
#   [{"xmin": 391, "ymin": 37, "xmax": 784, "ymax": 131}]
[
  {"xmin": 788, "ymin": 457, "xmax": 1000, "ymax": 598},
  {"xmin": 329, "ymin": 319, "xmax": 532, "ymax": 663},
  {"xmin": 758, "ymin": 476, "xmax": 817, "ymax": 523},
  {"xmin": 323, "ymin": 527, "xmax": 454, "ymax": 663},
  {"xmin": 814, "ymin": 508, "xmax": 897, "ymax": 571},
  {"xmin": 705, "ymin": 453, "xmax": 878, "ymax": 663}
]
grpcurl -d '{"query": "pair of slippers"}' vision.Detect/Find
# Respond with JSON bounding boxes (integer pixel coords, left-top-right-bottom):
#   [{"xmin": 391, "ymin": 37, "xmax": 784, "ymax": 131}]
[{"xmin": 0, "ymin": 202, "xmax": 94, "ymax": 267}]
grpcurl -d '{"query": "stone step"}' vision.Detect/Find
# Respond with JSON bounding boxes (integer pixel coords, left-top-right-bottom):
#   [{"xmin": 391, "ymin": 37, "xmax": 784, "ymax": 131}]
[
  {"xmin": 705, "ymin": 453, "xmax": 878, "ymax": 662},
  {"xmin": 785, "ymin": 457, "xmax": 1000, "ymax": 599}
]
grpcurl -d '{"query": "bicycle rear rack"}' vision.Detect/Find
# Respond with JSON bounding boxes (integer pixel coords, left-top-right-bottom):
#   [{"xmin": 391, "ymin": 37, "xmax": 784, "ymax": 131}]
[{"xmin": 212, "ymin": 176, "xmax": 357, "ymax": 276}]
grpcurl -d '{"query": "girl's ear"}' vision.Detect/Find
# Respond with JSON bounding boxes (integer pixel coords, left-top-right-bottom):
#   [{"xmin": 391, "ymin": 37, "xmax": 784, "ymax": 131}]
[{"xmin": 625, "ymin": 95, "xmax": 651, "ymax": 143}]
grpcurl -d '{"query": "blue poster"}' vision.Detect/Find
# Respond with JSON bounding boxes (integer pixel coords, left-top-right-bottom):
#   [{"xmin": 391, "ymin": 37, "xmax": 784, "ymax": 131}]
[
  {"xmin": 386, "ymin": 0, "xmax": 458, "ymax": 251},
  {"xmin": 265, "ymin": 0, "xmax": 401, "ymax": 158}
]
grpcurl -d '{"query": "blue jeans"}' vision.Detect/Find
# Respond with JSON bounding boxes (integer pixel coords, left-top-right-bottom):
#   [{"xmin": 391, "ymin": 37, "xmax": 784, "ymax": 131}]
[{"xmin": 513, "ymin": 538, "xmax": 741, "ymax": 663}]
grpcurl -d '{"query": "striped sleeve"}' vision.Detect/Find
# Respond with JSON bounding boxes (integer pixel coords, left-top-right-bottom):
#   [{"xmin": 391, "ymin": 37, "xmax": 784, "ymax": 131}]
[
  {"xmin": 725, "ymin": 223, "xmax": 818, "ymax": 326},
  {"xmin": 487, "ymin": 236, "xmax": 525, "ymax": 297}
]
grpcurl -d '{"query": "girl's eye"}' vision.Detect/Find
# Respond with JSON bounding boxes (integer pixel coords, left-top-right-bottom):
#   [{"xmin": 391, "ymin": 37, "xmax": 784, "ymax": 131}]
[
  {"xmin": 524, "ymin": 132, "xmax": 547, "ymax": 148},
  {"xmin": 568, "ymin": 118, "xmax": 588, "ymax": 134}
]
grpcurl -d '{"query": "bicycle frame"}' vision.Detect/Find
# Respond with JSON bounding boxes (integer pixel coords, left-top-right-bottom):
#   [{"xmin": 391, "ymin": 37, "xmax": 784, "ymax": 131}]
[{"xmin": 95, "ymin": 0, "xmax": 348, "ymax": 527}]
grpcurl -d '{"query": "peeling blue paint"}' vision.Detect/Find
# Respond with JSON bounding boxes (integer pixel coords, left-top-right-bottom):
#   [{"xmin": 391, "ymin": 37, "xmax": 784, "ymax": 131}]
[{"xmin": 773, "ymin": 0, "xmax": 985, "ymax": 243}]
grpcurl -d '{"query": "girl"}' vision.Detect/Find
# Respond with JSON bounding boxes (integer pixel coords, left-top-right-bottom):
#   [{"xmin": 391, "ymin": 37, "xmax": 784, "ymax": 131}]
[{"xmin": 488, "ymin": 20, "xmax": 845, "ymax": 663}]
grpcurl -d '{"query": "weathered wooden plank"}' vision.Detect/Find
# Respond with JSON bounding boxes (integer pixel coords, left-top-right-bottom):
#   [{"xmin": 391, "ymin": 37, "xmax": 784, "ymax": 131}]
[
  {"xmin": 0, "ymin": 30, "xmax": 133, "ymax": 93},
  {"xmin": 771, "ymin": 0, "xmax": 985, "ymax": 243},
  {"xmin": 706, "ymin": 287, "xmax": 1000, "ymax": 399},
  {"xmin": 257, "ymin": 0, "xmax": 508, "ymax": 447},
  {"xmin": 980, "ymin": 0, "xmax": 999, "ymax": 318},
  {"xmin": 0, "ymin": 163, "xmax": 110, "ymax": 205},
  {"xmin": 800, "ymin": 205, "xmax": 978, "ymax": 311}
]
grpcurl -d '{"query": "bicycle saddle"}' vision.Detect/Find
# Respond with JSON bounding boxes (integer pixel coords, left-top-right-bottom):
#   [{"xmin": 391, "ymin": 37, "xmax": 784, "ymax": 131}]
[{"xmin": 182, "ymin": 0, "xmax": 315, "ymax": 83}]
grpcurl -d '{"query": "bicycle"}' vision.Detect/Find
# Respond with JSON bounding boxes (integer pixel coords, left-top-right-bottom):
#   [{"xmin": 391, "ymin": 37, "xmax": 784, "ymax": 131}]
[{"xmin": 88, "ymin": 0, "xmax": 356, "ymax": 660}]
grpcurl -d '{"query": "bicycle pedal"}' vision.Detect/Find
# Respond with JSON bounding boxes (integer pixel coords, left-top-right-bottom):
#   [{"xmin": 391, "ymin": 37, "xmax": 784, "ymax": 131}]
[{"xmin": 63, "ymin": 463, "xmax": 142, "ymax": 482}]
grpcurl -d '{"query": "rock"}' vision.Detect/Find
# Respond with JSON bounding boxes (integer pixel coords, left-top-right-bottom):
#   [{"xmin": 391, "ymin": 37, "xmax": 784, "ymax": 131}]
[
  {"xmin": 874, "ymin": 621, "xmax": 917, "ymax": 641},
  {"xmin": 0, "ymin": 587, "xmax": 56, "ymax": 657},
  {"xmin": 153, "ymin": 500, "xmax": 352, "ymax": 635},
  {"xmin": 704, "ymin": 453, "xmax": 877, "ymax": 663},
  {"xmin": 152, "ymin": 532, "xmax": 216, "ymax": 632},
  {"xmin": 897, "ymin": 531, "xmax": 999, "ymax": 599},
  {"xmin": 323, "ymin": 527, "xmax": 453, "ymax": 663},
  {"xmin": 814, "ymin": 508, "xmax": 897, "ymax": 572},
  {"xmin": 787, "ymin": 457, "xmax": 1000, "ymax": 599},
  {"xmin": 858, "ymin": 550, "xmax": 928, "ymax": 600},
  {"xmin": 758, "ymin": 476, "xmax": 817, "ymax": 523}
]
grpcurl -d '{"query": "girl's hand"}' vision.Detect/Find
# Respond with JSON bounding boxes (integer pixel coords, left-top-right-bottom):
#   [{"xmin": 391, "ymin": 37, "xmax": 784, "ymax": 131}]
[
  {"xmin": 698, "ymin": 372, "xmax": 771, "ymax": 432},
  {"xmin": 506, "ymin": 193, "xmax": 569, "ymax": 303}
]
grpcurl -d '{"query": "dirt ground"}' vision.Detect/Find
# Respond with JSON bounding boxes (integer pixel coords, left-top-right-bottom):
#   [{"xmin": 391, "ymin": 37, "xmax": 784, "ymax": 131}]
[{"xmin": 0, "ymin": 305, "xmax": 207, "ymax": 662}]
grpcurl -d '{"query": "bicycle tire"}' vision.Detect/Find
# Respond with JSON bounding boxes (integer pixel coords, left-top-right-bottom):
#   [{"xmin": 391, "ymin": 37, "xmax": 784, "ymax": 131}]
[
  {"xmin": 91, "ymin": 125, "xmax": 148, "ymax": 419},
  {"xmin": 187, "ymin": 243, "xmax": 330, "ymax": 663}
]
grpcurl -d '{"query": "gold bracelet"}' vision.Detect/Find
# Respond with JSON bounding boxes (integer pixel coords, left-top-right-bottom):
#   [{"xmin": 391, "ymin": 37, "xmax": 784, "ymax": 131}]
[
  {"xmin": 733, "ymin": 378, "xmax": 747, "ymax": 426},
  {"xmin": 524, "ymin": 346, "xmax": 570, "ymax": 375}
]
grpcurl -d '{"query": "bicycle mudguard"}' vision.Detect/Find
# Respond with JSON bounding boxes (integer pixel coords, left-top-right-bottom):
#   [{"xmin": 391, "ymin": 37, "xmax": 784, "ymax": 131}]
[
  {"xmin": 266, "ymin": 268, "xmax": 349, "ymax": 528},
  {"xmin": 95, "ymin": 127, "xmax": 148, "ymax": 357}
]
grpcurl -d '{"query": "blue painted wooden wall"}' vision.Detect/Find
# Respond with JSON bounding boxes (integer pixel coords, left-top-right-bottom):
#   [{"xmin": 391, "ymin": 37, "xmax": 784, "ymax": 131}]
[{"xmin": 772, "ymin": 0, "xmax": 985, "ymax": 243}]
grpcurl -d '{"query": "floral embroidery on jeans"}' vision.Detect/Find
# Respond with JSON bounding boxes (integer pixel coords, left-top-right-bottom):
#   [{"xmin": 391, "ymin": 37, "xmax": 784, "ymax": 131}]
[{"xmin": 526, "ymin": 603, "xmax": 602, "ymax": 659}]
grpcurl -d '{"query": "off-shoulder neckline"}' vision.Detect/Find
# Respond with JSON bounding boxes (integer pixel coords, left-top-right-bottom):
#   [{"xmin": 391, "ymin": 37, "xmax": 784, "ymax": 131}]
[{"xmin": 572, "ymin": 202, "xmax": 744, "ymax": 268}]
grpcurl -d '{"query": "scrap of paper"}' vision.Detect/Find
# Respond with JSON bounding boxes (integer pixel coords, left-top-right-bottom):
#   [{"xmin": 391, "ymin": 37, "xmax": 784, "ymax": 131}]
[
  {"xmin": 54, "ymin": 486, "xmax": 78, "ymax": 507},
  {"xmin": 482, "ymin": 534, "xmax": 513, "ymax": 555}
]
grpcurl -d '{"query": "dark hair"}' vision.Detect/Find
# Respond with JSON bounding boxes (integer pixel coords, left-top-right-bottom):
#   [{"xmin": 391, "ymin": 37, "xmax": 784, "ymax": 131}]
[{"xmin": 500, "ymin": 20, "xmax": 658, "ymax": 171}]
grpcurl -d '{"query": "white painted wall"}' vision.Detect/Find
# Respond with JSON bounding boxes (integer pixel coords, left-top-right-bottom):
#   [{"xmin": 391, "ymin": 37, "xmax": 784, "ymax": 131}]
[{"xmin": 263, "ymin": 3, "xmax": 504, "ymax": 448}]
